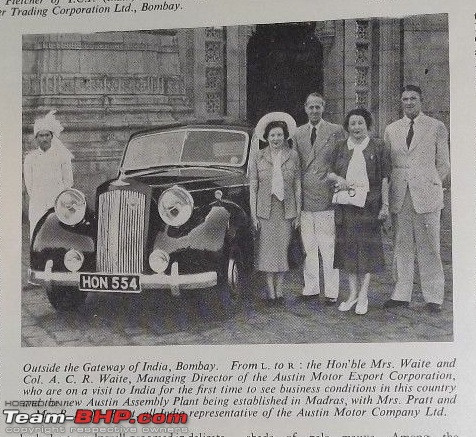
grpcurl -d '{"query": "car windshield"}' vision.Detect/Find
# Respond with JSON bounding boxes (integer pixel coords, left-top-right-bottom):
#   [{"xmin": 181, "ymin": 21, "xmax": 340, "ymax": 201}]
[{"xmin": 122, "ymin": 128, "xmax": 249, "ymax": 171}]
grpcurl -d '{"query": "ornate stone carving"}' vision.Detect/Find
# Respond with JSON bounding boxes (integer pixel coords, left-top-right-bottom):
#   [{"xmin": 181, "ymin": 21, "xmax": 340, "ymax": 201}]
[
  {"xmin": 164, "ymin": 76, "xmax": 184, "ymax": 95},
  {"xmin": 354, "ymin": 20, "xmax": 371, "ymax": 108},
  {"xmin": 206, "ymin": 92, "xmax": 222, "ymax": 114},
  {"xmin": 356, "ymin": 46, "xmax": 369, "ymax": 66},
  {"xmin": 22, "ymin": 74, "xmax": 185, "ymax": 96},
  {"xmin": 105, "ymin": 77, "xmax": 121, "ymax": 93},
  {"xmin": 356, "ymin": 91, "xmax": 368, "ymax": 107},
  {"xmin": 356, "ymin": 20, "xmax": 370, "ymax": 43},
  {"xmin": 206, "ymin": 67, "xmax": 222, "ymax": 89},
  {"xmin": 23, "ymin": 40, "xmax": 178, "ymax": 53},
  {"xmin": 205, "ymin": 27, "xmax": 224, "ymax": 39},
  {"xmin": 355, "ymin": 67, "xmax": 369, "ymax": 88},
  {"xmin": 22, "ymin": 76, "xmax": 39, "ymax": 95},
  {"xmin": 205, "ymin": 41, "xmax": 223, "ymax": 63},
  {"xmin": 315, "ymin": 20, "xmax": 336, "ymax": 50},
  {"xmin": 202, "ymin": 26, "xmax": 226, "ymax": 115}
]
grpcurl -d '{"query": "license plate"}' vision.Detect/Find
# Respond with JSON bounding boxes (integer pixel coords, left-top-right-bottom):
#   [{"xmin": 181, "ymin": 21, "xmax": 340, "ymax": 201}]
[{"xmin": 79, "ymin": 273, "xmax": 141, "ymax": 293}]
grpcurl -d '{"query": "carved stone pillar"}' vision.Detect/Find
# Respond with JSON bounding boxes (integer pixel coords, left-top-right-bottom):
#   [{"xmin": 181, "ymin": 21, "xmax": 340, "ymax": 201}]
[
  {"xmin": 193, "ymin": 27, "xmax": 227, "ymax": 118},
  {"xmin": 315, "ymin": 20, "xmax": 336, "ymax": 52},
  {"xmin": 377, "ymin": 19, "xmax": 402, "ymax": 137},
  {"xmin": 355, "ymin": 19, "xmax": 372, "ymax": 109},
  {"xmin": 226, "ymin": 26, "xmax": 249, "ymax": 120}
]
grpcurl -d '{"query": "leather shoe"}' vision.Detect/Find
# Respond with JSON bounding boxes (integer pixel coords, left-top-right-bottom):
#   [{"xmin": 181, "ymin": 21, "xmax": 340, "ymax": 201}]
[
  {"xmin": 300, "ymin": 294, "xmax": 319, "ymax": 301},
  {"xmin": 324, "ymin": 297, "xmax": 337, "ymax": 306},
  {"xmin": 426, "ymin": 303, "xmax": 442, "ymax": 313},
  {"xmin": 383, "ymin": 299, "xmax": 409, "ymax": 309}
]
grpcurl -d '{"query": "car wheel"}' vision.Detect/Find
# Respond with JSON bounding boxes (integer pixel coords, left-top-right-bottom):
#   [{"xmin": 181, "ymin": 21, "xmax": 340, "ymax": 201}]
[
  {"xmin": 46, "ymin": 285, "xmax": 87, "ymax": 311},
  {"xmin": 227, "ymin": 254, "xmax": 248, "ymax": 297}
]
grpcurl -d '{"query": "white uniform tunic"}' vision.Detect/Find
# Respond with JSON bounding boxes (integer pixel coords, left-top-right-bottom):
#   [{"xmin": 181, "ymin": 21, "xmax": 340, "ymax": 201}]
[{"xmin": 23, "ymin": 143, "xmax": 73, "ymax": 235}]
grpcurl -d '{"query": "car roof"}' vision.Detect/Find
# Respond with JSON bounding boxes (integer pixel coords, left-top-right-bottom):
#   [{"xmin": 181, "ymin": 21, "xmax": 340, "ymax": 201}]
[{"xmin": 129, "ymin": 119, "xmax": 252, "ymax": 140}]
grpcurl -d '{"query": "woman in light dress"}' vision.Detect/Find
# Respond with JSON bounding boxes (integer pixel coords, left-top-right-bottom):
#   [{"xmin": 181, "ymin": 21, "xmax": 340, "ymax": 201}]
[{"xmin": 249, "ymin": 112, "xmax": 301, "ymax": 304}]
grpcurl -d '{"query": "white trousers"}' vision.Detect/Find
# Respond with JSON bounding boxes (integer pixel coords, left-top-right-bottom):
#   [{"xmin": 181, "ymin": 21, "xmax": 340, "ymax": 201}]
[
  {"xmin": 391, "ymin": 190, "xmax": 445, "ymax": 304},
  {"xmin": 300, "ymin": 210, "xmax": 339, "ymax": 298}
]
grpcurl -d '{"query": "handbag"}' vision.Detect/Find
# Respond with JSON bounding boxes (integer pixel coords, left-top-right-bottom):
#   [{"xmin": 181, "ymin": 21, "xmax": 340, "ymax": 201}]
[{"xmin": 332, "ymin": 186, "xmax": 367, "ymax": 208}]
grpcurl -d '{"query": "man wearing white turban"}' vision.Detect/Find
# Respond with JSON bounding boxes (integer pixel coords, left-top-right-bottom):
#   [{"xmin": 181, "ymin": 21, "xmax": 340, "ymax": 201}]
[{"xmin": 24, "ymin": 111, "xmax": 74, "ymax": 237}]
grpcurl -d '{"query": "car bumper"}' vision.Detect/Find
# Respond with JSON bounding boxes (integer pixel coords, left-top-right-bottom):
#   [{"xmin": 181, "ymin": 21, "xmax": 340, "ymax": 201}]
[{"xmin": 29, "ymin": 260, "xmax": 217, "ymax": 296}]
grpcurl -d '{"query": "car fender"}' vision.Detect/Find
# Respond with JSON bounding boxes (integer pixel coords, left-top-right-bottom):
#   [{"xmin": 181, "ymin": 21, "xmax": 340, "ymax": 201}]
[
  {"xmin": 149, "ymin": 197, "xmax": 253, "ymax": 267},
  {"xmin": 30, "ymin": 209, "xmax": 96, "ymax": 272},
  {"xmin": 211, "ymin": 199, "xmax": 253, "ymax": 270}
]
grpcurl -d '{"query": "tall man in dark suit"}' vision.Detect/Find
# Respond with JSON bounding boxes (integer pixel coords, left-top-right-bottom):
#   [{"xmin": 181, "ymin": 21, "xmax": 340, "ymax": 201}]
[
  {"xmin": 294, "ymin": 93, "xmax": 345, "ymax": 303},
  {"xmin": 384, "ymin": 85, "xmax": 450, "ymax": 313}
]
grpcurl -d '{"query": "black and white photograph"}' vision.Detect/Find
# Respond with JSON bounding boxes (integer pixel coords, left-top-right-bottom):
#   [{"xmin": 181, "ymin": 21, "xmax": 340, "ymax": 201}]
[
  {"xmin": 21, "ymin": 14, "xmax": 453, "ymax": 347},
  {"xmin": 4, "ymin": 0, "xmax": 476, "ymax": 436}
]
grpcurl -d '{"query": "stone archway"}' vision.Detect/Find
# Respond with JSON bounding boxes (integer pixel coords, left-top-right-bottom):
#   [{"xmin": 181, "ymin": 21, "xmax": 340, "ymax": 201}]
[{"xmin": 246, "ymin": 23, "xmax": 323, "ymax": 125}]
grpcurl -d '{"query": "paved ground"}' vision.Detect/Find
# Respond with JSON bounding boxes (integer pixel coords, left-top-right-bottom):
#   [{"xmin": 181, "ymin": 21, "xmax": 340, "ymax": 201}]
[{"xmin": 21, "ymin": 195, "xmax": 453, "ymax": 347}]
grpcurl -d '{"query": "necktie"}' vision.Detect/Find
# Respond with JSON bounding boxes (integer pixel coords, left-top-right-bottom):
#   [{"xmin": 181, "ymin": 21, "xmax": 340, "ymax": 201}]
[
  {"xmin": 310, "ymin": 126, "xmax": 316, "ymax": 145},
  {"xmin": 406, "ymin": 119, "xmax": 414, "ymax": 148}
]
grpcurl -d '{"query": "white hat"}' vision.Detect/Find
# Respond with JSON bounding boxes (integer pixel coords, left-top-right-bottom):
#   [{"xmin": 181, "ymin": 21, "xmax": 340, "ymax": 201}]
[
  {"xmin": 33, "ymin": 110, "xmax": 64, "ymax": 137},
  {"xmin": 254, "ymin": 112, "xmax": 297, "ymax": 141},
  {"xmin": 33, "ymin": 110, "xmax": 73, "ymax": 158}
]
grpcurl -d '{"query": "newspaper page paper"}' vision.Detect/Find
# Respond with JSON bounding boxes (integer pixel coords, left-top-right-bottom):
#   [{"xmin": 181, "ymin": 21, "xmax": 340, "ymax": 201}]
[{"xmin": 1, "ymin": 1, "xmax": 476, "ymax": 437}]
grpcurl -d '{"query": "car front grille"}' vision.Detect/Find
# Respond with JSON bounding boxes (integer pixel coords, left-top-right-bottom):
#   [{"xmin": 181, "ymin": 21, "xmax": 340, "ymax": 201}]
[{"xmin": 97, "ymin": 190, "xmax": 146, "ymax": 273}]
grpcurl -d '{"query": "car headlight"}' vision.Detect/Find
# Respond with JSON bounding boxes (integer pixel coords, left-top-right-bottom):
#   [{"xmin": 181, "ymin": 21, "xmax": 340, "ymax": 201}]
[
  {"xmin": 55, "ymin": 189, "xmax": 86, "ymax": 226},
  {"xmin": 64, "ymin": 249, "xmax": 84, "ymax": 272},
  {"xmin": 158, "ymin": 185, "xmax": 194, "ymax": 227},
  {"xmin": 149, "ymin": 249, "xmax": 170, "ymax": 273}
]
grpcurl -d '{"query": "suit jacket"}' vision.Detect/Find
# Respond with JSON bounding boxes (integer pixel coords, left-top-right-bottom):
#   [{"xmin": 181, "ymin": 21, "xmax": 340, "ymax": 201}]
[
  {"xmin": 330, "ymin": 138, "xmax": 390, "ymax": 218},
  {"xmin": 294, "ymin": 120, "xmax": 346, "ymax": 211},
  {"xmin": 248, "ymin": 146, "xmax": 300, "ymax": 219},
  {"xmin": 384, "ymin": 113, "xmax": 450, "ymax": 214}
]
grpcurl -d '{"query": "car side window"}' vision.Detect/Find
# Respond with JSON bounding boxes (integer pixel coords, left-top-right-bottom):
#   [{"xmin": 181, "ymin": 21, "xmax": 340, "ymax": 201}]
[{"xmin": 181, "ymin": 130, "xmax": 247, "ymax": 165}]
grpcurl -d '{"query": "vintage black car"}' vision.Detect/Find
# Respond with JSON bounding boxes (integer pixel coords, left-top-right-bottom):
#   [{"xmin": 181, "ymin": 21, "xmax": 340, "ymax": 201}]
[{"xmin": 29, "ymin": 122, "xmax": 254, "ymax": 310}]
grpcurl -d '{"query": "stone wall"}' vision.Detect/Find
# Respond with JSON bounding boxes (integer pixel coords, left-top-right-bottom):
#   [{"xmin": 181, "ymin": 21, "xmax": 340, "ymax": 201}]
[
  {"xmin": 318, "ymin": 20, "xmax": 345, "ymax": 124},
  {"xmin": 22, "ymin": 17, "xmax": 449, "ymax": 217},
  {"xmin": 321, "ymin": 15, "xmax": 449, "ymax": 135},
  {"xmin": 22, "ymin": 31, "xmax": 194, "ymax": 210},
  {"xmin": 402, "ymin": 14, "xmax": 449, "ymax": 128}
]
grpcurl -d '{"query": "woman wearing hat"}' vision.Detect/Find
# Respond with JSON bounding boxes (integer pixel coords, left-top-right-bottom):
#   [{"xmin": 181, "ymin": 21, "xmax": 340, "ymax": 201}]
[{"xmin": 249, "ymin": 112, "xmax": 301, "ymax": 303}]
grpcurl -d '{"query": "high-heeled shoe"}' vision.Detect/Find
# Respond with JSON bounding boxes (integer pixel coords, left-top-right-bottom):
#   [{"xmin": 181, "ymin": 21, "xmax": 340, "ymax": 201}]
[
  {"xmin": 355, "ymin": 298, "xmax": 368, "ymax": 315},
  {"xmin": 338, "ymin": 298, "xmax": 358, "ymax": 312}
]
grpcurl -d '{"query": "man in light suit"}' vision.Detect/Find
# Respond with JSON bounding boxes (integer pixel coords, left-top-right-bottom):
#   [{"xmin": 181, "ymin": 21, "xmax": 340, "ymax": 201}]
[
  {"xmin": 384, "ymin": 85, "xmax": 450, "ymax": 313},
  {"xmin": 294, "ymin": 93, "xmax": 345, "ymax": 303}
]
